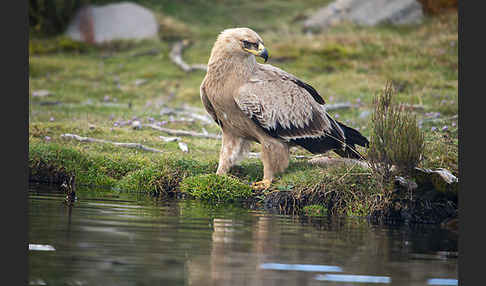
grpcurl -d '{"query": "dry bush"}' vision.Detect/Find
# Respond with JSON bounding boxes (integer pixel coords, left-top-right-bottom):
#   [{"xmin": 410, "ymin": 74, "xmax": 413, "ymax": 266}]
[{"xmin": 367, "ymin": 82, "xmax": 425, "ymax": 188}]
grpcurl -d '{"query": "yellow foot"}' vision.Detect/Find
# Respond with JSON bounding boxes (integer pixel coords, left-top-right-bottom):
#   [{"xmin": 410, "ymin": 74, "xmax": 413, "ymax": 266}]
[{"xmin": 251, "ymin": 179, "xmax": 272, "ymax": 191}]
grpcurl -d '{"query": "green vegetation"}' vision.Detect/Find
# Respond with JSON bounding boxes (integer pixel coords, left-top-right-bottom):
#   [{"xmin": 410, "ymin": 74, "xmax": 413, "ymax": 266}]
[
  {"xmin": 303, "ymin": 205, "xmax": 328, "ymax": 217},
  {"xmin": 367, "ymin": 82, "xmax": 425, "ymax": 184},
  {"xmin": 180, "ymin": 174, "xmax": 253, "ymax": 203},
  {"xmin": 29, "ymin": 0, "xmax": 457, "ymax": 221}
]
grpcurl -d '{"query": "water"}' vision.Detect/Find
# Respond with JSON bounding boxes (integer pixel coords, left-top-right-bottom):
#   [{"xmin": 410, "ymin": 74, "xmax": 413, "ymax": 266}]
[{"xmin": 28, "ymin": 184, "xmax": 458, "ymax": 286}]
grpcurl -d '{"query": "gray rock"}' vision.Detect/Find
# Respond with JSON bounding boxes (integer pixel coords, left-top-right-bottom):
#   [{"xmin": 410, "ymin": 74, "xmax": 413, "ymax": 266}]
[
  {"xmin": 32, "ymin": 90, "xmax": 51, "ymax": 97},
  {"xmin": 303, "ymin": 0, "xmax": 424, "ymax": 32},
  {"xmin": 395, "ymin": 176, "xmax": 418, "ymax": 191},
  {"xmin": 134, "ymin": 79, "xmax": 148, "ymax": 86},
  {"xmin": 131, "ymin": 120, "xmax": 142, "ymax": 130},
  {"xmin": 65, "ymin": 2, "xmax": 159, "ymax": 44},
  {"xmin": 413, "ymin": 167, "xmax": 458, "ymax": 196}
]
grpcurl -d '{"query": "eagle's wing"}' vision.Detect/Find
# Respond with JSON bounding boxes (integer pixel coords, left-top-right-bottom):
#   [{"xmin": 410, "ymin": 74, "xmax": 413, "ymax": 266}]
[
  {"xmin": 234, "ymin": 64, "xmax": 346, "ymax": 153},
  {"xmin": 200, "ymin": 81, "xmax": 222, "ymax": 127}
]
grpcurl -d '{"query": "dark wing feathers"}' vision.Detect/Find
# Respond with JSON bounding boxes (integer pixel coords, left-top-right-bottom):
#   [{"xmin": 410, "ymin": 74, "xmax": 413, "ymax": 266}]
[
  {"xmin": 235, "ymin": 64, "xmax": 368, "ymax": 157},
  {"xmin": 235, "ymin": 64, "xmax": 346, "ymax": 153},
  {"xmin": 290, "ymin": 78, "xmax": 326, "ymax": 105}
]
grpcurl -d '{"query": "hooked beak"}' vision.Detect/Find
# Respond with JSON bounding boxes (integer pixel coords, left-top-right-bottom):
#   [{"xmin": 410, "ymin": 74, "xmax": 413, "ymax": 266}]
[{"xmin": 245, "ymin": 42, "xmax": 269, "ymax": 63}]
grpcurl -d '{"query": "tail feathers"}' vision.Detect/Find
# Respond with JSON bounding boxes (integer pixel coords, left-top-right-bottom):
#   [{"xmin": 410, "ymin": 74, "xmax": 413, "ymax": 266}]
[
  {"xmin": 290, "ymin": 117, "xmax": 369, "ymax": 159},
  {"xmin": 333, "ymin": 120, "xmax": 369, "ymax": 159}
]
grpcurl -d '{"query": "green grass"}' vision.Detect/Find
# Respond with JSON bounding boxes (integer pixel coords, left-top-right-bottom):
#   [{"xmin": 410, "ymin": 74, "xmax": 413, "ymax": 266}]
[
  {"xmin": 180, "ymin": 174, "xmax": 253, "ymax": 203},
  {"xmin": 29, "ymin": 1, "xmax": 457, "ymax": 217}
]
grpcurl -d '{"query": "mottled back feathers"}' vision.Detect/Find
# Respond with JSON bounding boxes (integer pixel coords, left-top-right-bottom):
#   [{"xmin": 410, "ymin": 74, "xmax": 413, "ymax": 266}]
[{"xmin": 235, "ymin": 64, "xmax": 345, "ymax": 148}]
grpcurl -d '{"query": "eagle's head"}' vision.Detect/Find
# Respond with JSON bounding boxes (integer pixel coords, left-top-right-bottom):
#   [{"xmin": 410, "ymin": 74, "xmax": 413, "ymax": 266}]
[{"xmin": 211, "ymin": 27, "xmax": 268, "ymax": 63}]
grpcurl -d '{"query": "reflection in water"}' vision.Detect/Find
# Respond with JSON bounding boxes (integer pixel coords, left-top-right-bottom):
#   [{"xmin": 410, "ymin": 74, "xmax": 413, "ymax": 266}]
[
  {"xmin": 28, "ymin": 244, "xmax": 56, "ymax": 251},
  {"xmin": 28, "ymin": 184, "xmax": 458, "ymax": 286},
  {"xmin": 427, "ymin": 278, "xmax": 459, "ymax": 285},
  {"xmin": 259, "ymin": 263, "xmax": 342, "ymax": 272},
  {"xmin": 315, "ymin": 274, "xmax": 391, "ymax": 283}
]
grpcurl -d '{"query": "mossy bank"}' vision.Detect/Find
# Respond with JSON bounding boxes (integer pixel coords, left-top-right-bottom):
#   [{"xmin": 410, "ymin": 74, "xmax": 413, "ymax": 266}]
[{"xmin": 29, "ymin": 1, "xmax": 457, "ymax": 224}]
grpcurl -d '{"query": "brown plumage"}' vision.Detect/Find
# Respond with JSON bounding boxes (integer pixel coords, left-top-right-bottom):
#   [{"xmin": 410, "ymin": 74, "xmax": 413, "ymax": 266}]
[{"xmin": 200, "ymin": 27, "xmax": 368, "ymax": 189}]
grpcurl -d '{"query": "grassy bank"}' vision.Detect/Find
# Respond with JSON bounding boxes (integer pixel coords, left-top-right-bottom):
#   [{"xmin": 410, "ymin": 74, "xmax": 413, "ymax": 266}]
[{"xmin": 29, "ymin": 1, "xmax": 458, "ymax": 223}]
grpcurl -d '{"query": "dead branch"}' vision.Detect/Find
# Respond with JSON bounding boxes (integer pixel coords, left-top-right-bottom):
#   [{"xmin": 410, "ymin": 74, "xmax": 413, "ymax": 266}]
[
  {"xmin": 308, "ymin": 156, "xmax": 370, "ymax": 169},
  {"xmin": 169, "ymin": 40, "xmax": 208, "ymax": 72},
  {"xmin": 60, "ymin": 133, "xmax": 163, "ymax": 153},
  {"xmin": 325, "ymin": 102, "xmax": 356, "ymax": 111},
  {"xmin": 160, "ymin": 106, "xmax": 215, "ymax": 125},
  {"xmin": 141, "ymin": 124, "xmax": 221, "ymax": 139}
]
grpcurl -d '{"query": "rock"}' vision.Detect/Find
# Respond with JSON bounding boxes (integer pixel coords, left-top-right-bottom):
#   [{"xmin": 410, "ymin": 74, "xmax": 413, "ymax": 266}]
[
  {"xmin": 134, "ymin": 79, "xmax": 148, "ymax": 86},
  {"xmin": 178, "ymin": 142, "xmax": 189, "ymax": 153},
  {"xmin": 413, "ymin": 167, "xmax": 458, "ymax": 197},
  {"xmin": 65, "ymin": 2, "xmax": 159, "ymax": 44},
  {"xmin": 303, "ymin": 0, "xmax": 424, "ymax": 32},
  {"xmin": 131, "ymin": 120, "xmax": 141, "ymax": 130},
  {"xmin": 394, "ymin": 176, "xmax": 418, "ymax": 191},
  {"xmin": 32, "ymin": 90, "xmax": 51, "ymax": 97}
]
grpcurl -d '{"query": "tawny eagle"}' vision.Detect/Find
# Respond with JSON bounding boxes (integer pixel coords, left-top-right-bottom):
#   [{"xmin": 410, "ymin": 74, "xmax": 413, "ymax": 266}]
[{"xmin": 200, "ymin": 27, "xmax": 368, "ymax": 190}]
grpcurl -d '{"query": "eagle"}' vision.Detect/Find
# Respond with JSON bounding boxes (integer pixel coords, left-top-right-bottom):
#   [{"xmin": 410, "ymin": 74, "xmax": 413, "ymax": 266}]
[{"xmin": 200, "ymin": 27, "xmax": 369, "ymax": 190}]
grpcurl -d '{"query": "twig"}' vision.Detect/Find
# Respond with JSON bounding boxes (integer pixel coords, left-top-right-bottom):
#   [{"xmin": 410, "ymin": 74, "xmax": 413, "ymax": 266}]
[
  {"xmin": 308, "ymin": 156, "xmax": 370, "ymax": 169},
  {"xmin": 141, "ymin": 124, "xmax": 221, "ymax": 139},
  {"xmin": 325, "ymin": 102, "xmax": 356, "ymax": 111},
  {"xmin": 160, "ymin": 106, "xmax": 215, "ymax": 125},
  {"xmin": 169, "ymin": 40, "xmax": 207, "ymax": 72},
  {"xmin": 60, "ymin": 133, "xmax": 163, "ymax": 153}
]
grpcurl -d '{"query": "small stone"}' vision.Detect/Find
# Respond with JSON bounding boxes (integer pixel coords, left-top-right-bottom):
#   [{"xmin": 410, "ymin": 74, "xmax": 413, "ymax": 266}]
[
  {"xmin": 32, "ymin": 90, "xmax": 51, "ymax": 97},
  {"xmin": 135, "ymin": 79, "xmax": 148, "ymax": 86},
  {"xmin": 131, "ymin": 120, "xmax": 141, "ymax": 129},
  {"xmin": 178, "ymin": 142, "xmax": 189, "ymax": 152}
]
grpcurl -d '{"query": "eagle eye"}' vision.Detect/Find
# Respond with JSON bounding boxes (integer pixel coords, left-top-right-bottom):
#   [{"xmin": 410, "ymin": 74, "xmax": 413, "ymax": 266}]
[{"xmin": 242, "ymin": 40, "xmax": 257, "ymax": 49}]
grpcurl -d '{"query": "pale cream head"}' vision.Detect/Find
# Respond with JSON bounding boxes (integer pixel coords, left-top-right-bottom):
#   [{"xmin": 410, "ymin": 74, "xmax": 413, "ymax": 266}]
[{"xmin": 209, "ymin": 27, "xmax": 268, "ymax": 63}]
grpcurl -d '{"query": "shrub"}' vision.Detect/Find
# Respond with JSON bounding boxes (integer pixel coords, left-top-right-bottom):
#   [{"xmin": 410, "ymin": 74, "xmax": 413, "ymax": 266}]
[
  {"xmin": 367, "ymin": 82, "xmax": 425, "ymax": 186},
  {"xmin": 29, "ymin": 0, "xmax": 89, "ymax": 36}
]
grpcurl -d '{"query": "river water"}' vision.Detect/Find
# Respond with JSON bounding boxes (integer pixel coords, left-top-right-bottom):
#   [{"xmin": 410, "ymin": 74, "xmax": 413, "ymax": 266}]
[{"xmin": 28, "ymin": 183, "xmax": 458, "ymax": 286}]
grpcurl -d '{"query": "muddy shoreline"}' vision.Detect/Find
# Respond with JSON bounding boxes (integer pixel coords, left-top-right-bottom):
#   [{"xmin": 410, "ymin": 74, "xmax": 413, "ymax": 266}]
[{"xmin": 29, "ymin": 165, "xmax": 457, "ymax": 226}]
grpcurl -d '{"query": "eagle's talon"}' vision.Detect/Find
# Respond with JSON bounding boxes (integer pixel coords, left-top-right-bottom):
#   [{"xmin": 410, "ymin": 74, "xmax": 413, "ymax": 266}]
[{"xmin": 251, "ymin": 179, "xmax": 272, "ymax": 190}]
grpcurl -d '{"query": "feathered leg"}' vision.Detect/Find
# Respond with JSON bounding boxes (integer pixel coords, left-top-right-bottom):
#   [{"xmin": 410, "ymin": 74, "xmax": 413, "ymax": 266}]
[
  {"xmin": 252, "ymin": 139, "xmax": 289, "ymax": 190},
  {"xmin": 216, "ymin": 132, "xmax": 251, "ymax": 175}
]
